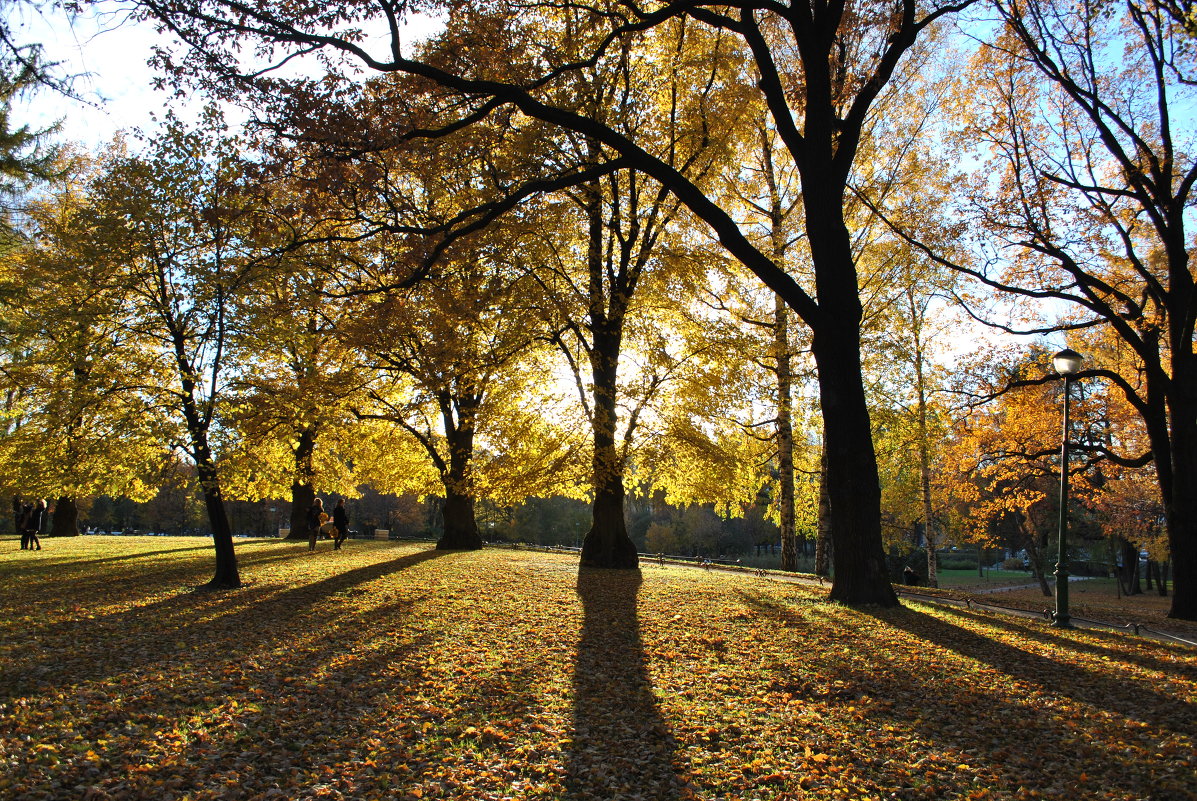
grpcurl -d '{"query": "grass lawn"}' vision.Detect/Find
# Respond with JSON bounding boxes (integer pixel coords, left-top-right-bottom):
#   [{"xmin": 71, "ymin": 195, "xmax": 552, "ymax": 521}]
[
  {"xmin": 2, "ymin": 536, "xmax": 1195, "ymax": 800},
  {"xmin": 931, "ymin": 569, "xmax": 1040, "ymax": 591}
]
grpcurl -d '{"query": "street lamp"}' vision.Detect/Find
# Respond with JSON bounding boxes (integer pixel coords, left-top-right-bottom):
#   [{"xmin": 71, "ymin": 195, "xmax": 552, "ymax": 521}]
[{"xmin": 1052, "ymin": 348, "xmax": 1083, "ymax": 628}]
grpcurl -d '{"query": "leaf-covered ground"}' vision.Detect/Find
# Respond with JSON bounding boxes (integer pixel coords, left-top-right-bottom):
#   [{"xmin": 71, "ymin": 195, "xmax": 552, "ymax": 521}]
[{"xmin": 2, "ymin": 537, "xmax": 1194, "ymax": 801}]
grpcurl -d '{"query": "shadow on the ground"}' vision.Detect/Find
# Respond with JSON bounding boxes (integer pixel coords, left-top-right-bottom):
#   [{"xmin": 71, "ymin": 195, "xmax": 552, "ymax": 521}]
[
  {"xmin": 567, "ymin": 568, "xmax": 689, "ymax": 800},
  {"xmin": 0, "ymin": 547, "xmax": 451, "ymax": 695}
]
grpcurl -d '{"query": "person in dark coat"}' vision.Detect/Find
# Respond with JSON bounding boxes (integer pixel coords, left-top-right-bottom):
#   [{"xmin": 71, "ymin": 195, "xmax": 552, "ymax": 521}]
[
  {"xmin": 903, "ymin": 565, "xmax": 919, "ymax": 586},
  {"xmin": 15, "ymin": 498, "xmax": 29, "ymax": 550},
  {"xmin": 332, "ymin": 498, "xmax": 349, "ymax": 551},
  {"xmin": 306, "ymin": 498, "xmax": 324, "ymax": 552},
  {"xmin": 23, "ymin": 499, "xmax": 44, "ymax": 551}
]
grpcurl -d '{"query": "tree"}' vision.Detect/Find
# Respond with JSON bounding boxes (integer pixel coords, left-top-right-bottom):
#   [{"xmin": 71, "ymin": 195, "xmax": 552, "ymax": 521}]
[
  {"xmin": 944, "ymin": 348, "xmax": 1106, "ymax": 594},
  {"xmin": 923, "ymin": 0, "xmax": 1197, "ymax": 618},
  {"xmin": 0, "ymin": 159, "xmax": 169, "ymax": 531},
  {"xmin": 88, "ymin": 118, "xmax": 266, "ymax": 589},
  {"xmin": 348, "ymin": 248, "xmax": 570, "ymax": 550},
  {"xmin": 115, "ymin": 0, "xmax": 981, "ymax": 603},
  {"xmin": 219, "ymin": 203, "xmax": 373, "ymax": 539}
]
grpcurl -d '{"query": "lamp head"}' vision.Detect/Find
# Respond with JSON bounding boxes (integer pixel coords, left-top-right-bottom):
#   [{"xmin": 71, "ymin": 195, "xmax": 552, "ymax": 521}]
[{"xmin": 1052, "ymin": 348, "xmax": 1083, "ymax": 376}]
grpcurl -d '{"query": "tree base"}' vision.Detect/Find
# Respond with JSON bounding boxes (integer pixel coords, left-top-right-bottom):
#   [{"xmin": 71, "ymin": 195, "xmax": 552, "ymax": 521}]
[
  {"xmin": 196, "ymin": 578, "xmax": 242, "ymax": 592},
  {"xmin": 436, "ymin": 533, "xmax": 483, "ymax": 550},
  {"xmin": 828, "ymin": 581, "xmax": 900, "ymax": 607},
  {"xmin": 580, "ymin": 529, "xmax": 639, "ymax": 569}
]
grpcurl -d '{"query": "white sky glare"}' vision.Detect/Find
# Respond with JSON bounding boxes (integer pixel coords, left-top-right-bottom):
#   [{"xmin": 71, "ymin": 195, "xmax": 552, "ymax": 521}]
[
  {"xmin": 12, "ymin": 4, "xmax": 167, "ymax": 149},
  {"xmin": 9, "ymin": 3, "xmax": 445, "ymax": 151}
]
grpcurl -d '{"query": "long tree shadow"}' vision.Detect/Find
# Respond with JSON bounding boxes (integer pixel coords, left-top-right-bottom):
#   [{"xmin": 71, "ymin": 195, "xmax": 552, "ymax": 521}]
[
  {"xmin": 927, "ymin": 602, "xmax": 1197, "ymax": 680},
  {"xmin": 1, "ymin": 547, "xmax": 452, "ymax": 696},
  {"xmin": 869, "ymin": 606, "xmax": 1197, "ymax": 738},
  {"xmin": 567, "ymin": 568, "xmax": 688, "ymax": 800}
]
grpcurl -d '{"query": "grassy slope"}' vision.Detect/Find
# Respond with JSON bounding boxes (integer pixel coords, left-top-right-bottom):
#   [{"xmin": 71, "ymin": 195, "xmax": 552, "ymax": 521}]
[{"xmin": 1, "ymin": 536, "xmax": 1194, "ymax": 801}]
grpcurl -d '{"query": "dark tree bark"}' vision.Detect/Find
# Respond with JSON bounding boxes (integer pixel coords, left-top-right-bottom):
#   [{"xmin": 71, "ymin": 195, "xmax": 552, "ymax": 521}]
[
  {"xmin": 579, "ymin": 325, "xmax": 637, "ymax": 569},
  {"xmin": 49, "ymin": 496, "xmax": 79, "ymax": 537},
  {"xmin": 436, "ymin": 408, "xmax": 483, "ymax": 551},
  {"xmin": 439, "ymin": 490, "xmax": 481, "ymax": 550},
  {"xmin": 178, "ymin": 339, "xmax": 239, "ymax": 590},
  {"xmin": 814, "ymin": 324, "xmax": 895, "ymax": 605},
  {"xmin": 287, "ymin": 427, "xmax": 317, "ymax": 539},
  {"xmin": 1117, "ymin": 538, "xmax": 1143, "ymax": 596}
]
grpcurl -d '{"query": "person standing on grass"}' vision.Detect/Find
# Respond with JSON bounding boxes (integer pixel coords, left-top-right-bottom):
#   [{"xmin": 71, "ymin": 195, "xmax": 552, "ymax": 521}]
[
  {"xmin": 307, "ymin": 497, "xmax": 324, "ymax": 552},
  {"xmin": 332, "ymin": 498, "xmax": 349, "ymax": 551},
  {"xmin": 16, "ymin": 499, "xmax": 29, "ymax": 549},
  {"xmin": 23, "ymin": 499, "xmax": 44, "ymax": 551}
]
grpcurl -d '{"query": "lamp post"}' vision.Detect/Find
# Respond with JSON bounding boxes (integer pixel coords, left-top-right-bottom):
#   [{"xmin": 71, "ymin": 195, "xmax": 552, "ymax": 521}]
[{"xmin": 1051, "ymin": 348, "xmax": 1083, "ymax": 628}]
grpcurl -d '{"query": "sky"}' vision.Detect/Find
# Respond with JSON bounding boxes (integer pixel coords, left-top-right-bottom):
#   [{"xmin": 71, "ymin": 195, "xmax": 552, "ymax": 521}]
[
  {"xmin": 11, "ymin": 3, "xmax": 444, "ymax": 150},
  {"xmin": 12, "ymin": 4, "xmax": 168, "ymax": 149}
]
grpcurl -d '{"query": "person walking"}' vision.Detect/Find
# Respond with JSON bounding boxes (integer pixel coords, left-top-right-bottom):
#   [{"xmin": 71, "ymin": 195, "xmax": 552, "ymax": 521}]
[
  {"xmin": 24, "ymin": 499, "xmax": 45, "ymax": 551},
  {"xmin": 332, "ymin": 498, "xmax": 349, "ymax": 550},
  {"xmin": 306, "ymin": 498, "xmax": 324, "ymax": 552},
  {"xmin": 16, "ymin": 499, "xmax": 29, "ymax": 550}
]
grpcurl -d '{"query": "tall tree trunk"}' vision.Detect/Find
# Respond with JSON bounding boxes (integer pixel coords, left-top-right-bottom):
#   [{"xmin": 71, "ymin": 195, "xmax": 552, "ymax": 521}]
[
  {"xmin": 49, "ymin": 496, "xmax": 79, "ymax": 537},
  {"xmin": 439, "ymin": 489, "xmax": 481, "ymax": 550},
  {"xmin": 775, "ymin": 294, "xmax": 797, "ymax": 572},
  {"xmin": 580, "ymin": 336, "xmax": 637, "ymax": 568},
  {"xmin": 578, "ymin": 182, "xmax": 637, "ymax": 570},
  {"xmin": 197, "ymin": 459, "xmax": 240, "ymax": 589},
  {"xmin": 815, "ymin": 448, "xmax": 831, "ymax": 577},
  {"xmin": 918, "ymin": 398, "xmax": 938, "ymax": 589},
  {"xmin": 437, "ymin": 421, "xmax": 483, "ymax": 551},
  {"xmin": 760, "ymin": 123, "xmax": 798, "ymax": 573},
  {"xmin": 811, "ymin": 324, "xmax": 896, "ymax": 606},
  {"xmin": 1165, "ymin": 417, "xmax": 1197, "ymax": 617},
  {"xmin": 803, "ymin": 155, "xmax": 896, "ymax": 605},
  {"xmin": 1117, "ymin": 538, "xmax": 1143, "ymax": 596},
  {"xmin": 181, "ymin": 384, "xmax": 239, "ymax": 589},
  {"xmin": 287, "ymin": 426, "xmax": 317, "ymax": 539}
]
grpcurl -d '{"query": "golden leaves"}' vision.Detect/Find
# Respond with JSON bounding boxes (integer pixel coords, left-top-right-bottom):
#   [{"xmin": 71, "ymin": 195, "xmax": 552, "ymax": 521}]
[{"xmin": 0, "ymin": 537, "xmax": 1194, "ymax": 800}]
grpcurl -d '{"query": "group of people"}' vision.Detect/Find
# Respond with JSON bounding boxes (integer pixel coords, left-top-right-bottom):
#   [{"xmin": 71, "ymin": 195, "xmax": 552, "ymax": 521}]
[
  {"xmin": 13, "ymin": 497, "xmax": 47, "ymax": 551},
  {"xmin": 306, "ymin": 497, "xmax": 349, "ymax": 552}
]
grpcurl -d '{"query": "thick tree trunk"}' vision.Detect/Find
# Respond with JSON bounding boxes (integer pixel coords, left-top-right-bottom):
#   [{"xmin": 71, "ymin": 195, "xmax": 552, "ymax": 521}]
[
  {"xmin": 288, "ymin": 482, "xmax": 314, "ymax": 539},
  {"xmin": 581, "ymin": 467, "xmax": 638, "ymax": 568},
  {"xmin": 438, "ymin": 489, "xmax": 482, "ymax": 550},
  {"xmin": 581, "ymin": 349, "xmax": 637, "ymax": 568},
  {"xmin": 287, "ymin": 427, "xmax": 317, "ymax": 539},
  {"xmin": 435, "ymin": 396, "xmax": 483, "ymax": 551},
  {"xmin": 49, "ymin": 496, "xmax": 79, "ymax": 537},
  {"xmin": 812, "ymin": 328, "xmax": 897, "ymax": 606},
  {"xmin": 578, "ymin": 182, "xmax": 638, "ymax": 569},
  {"xmin": 1165, "ymin": 423, "xmax": 1197, "ymax": 617}
]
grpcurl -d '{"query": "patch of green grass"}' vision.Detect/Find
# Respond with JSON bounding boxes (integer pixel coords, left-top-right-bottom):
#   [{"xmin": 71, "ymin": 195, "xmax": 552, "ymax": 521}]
[
  {"xmin": 933, "ymin": 568, "xmax": 1039, "ymax": 589},
  {"xmin": 1, "ymin": 536, "xmax": 1194, "ymax": 800}
]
